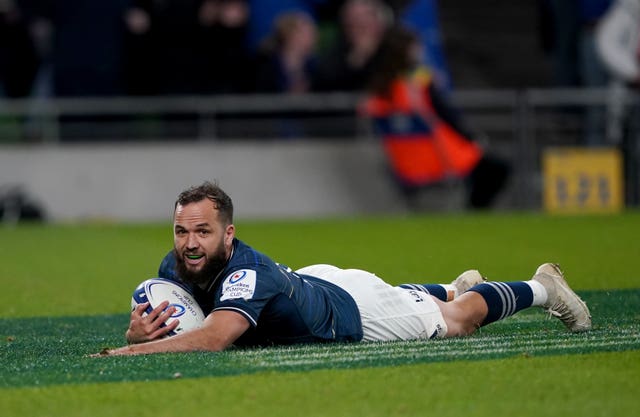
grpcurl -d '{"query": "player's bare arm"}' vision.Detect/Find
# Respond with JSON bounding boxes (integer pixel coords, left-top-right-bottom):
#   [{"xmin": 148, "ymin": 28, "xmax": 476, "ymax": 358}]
[{"xmin": 104, "ymin": 310, "xmax": 250, "ymax": 356}]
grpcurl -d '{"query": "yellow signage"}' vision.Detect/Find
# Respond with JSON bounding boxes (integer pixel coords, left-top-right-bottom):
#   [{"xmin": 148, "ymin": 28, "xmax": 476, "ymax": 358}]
[{"xmin": 543, "ymin": 147, "xmax": 624, "ymax": 213}]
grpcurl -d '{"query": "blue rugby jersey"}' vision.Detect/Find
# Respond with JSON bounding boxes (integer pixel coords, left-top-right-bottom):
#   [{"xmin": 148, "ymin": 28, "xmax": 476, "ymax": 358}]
[{"xmin": 157, "ymin": 239, "xmax": 363, "ymax": 346}]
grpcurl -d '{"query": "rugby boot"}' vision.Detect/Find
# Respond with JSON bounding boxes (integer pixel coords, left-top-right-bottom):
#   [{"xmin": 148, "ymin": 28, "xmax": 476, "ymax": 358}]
[
  {"xmin": 532, "ymin": 263, "xmax": 592, "ymax": 332},
  {"xmin": 451, "ymin": 269, "xmax": 486, "ymax": 295}
]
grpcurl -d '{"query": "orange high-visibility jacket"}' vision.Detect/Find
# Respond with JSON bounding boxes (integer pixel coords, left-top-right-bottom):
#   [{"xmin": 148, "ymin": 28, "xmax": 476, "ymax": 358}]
[{"xmin": 362, "ymin": 77, "xmax": 483, "ymax": 186}]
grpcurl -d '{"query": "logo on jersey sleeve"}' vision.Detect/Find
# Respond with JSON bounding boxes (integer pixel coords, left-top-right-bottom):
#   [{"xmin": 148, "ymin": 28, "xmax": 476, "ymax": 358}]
[{"xmin": 220, "ymin": 269, "xmax": 257, "ymax": 301}]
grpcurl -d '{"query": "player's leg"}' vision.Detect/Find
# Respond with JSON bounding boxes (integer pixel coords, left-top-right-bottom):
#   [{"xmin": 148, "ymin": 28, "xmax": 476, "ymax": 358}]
[
  {"xmin": 437, "ymin": 263, "xmax": 591, "ymax": 336},
  {"xmin": 399, "ymin": 270, "xmax": 485, "ymax": 301},
  {"xmin": 431, "ymin": 292, "xmax": 488, "ymax": 336},
  {"xmin": 304, "ymin": 265, "xmax": 484, "ymax": 302}
]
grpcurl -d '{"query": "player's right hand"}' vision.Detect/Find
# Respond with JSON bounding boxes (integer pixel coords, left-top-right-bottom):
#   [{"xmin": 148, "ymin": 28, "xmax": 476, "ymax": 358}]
[{"xmin": 125, "ymin": 301, "xmax": 180, "ymax": 344}]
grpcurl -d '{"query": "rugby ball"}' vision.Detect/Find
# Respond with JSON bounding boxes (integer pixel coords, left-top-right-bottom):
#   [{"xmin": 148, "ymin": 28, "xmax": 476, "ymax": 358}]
[{"xmin": 131, "ymin": 278, "xmax": 205, "ymax": 336}]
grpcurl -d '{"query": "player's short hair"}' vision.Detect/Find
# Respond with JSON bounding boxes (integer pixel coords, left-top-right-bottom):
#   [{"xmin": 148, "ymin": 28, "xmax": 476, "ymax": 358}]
[{"xmin": 174, "ymin": 181, "xmax": 234, "ymax": 225}]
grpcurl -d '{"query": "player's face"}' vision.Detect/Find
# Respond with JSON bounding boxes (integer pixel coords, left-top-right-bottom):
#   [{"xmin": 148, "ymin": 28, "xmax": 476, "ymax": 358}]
[{"xmin": 173, "ymin": 199, "xmax": 235, "ymax": 285}]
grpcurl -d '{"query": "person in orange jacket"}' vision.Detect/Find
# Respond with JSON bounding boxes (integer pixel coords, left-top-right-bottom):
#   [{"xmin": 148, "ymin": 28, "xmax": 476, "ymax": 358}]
[{"xmin": 362, "ymin": 26, "xmax": 510, "ymax": 209}]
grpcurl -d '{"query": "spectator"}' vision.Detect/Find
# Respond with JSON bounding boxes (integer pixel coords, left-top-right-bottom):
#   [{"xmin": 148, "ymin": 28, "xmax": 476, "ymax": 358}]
[
  {"xmin": 122, "ymin": 0, "xmax": 158, "ymax": 95},
  {"xmin": 541, "ymin": 0, "xmax": 582, "ymax": 86},
  {"xmin": 578, "ymin": 0, "xmax": 614, "ymax": 87},
  {"xmin": 362, "ymin": 27, "xmax": 510, "ymax": 209},
  {"xmin": 123, "ymin": 0, "xmax": 253, "ymax": 95},
  {"xmin": 540, "ymin": 0, "xmax": 612, "ymax": 87},
  {"xmin": 45, "ymin": 0, "xmax": 130, "ymax": 97},
  {"xmin": 596, "ymin": 0, "xmax": 640, "ymax": 204},
  {"xmin": 197, "ymin": 0, "xmax": 253, "ymax": 94},
  {"xmin": 137, "ymin": 0, "xmax": 205, "ymax": 95},
  {"xmin": 538, "ymin": 0, "xmax": 614, "ymax": 145},
  {"xmin": 245, "ymin": 0, "xmax": 320, "ymax": 52},
  {"xmin": 0, "ymin": 0, "xmax": 39, "ymax": 98},
  {"xmin": 579, "ymin": 0, "xmax": 615, "ymax": 146},
  {"xmin": 255, "ymin": 11, "xmax": 318, "ymax": 94},
  {"xmin": 313, "ymin": 0, "xmax": 392, "ymax": 91},
  {"xmin": 596, "ymin": 0, "xmax": 640, "ymax": 89},
  {"xmin": 398, "ymin": 0, "xmax": 453, "ymax": 92}
]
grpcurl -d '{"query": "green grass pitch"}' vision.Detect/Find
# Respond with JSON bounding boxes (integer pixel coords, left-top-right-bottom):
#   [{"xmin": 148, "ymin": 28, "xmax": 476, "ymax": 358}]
[{"xmin": 1, "ymin": 211, "xmax": 639, "ymax": 416}]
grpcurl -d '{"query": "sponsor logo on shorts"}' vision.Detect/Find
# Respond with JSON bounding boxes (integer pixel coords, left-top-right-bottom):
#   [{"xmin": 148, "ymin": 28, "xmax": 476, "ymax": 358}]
[
  {"xmin": 408, "ymin": 290, "xmax": 424, "ymax": 302},
  {"xmin": 430, "ymin": 323, "xmax": 445, "ymax": 339}
]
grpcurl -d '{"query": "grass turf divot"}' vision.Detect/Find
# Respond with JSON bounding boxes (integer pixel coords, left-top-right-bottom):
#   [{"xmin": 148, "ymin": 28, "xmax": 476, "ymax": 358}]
[{"xmin": 1, "ymin": 289, "xmax": 638, "ymax": 388}]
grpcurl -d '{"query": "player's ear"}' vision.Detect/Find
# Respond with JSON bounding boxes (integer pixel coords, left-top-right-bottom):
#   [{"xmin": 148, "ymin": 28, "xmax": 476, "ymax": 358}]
[{"xmin": 224, "ymin": 224, "xmax": 235, "ymax": 246}]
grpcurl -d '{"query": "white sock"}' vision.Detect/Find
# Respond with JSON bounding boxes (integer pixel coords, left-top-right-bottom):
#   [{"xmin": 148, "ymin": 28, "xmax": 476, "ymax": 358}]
[{"xmin": 526, "ymin": 280, "xmax": 548, "ymax": 306}]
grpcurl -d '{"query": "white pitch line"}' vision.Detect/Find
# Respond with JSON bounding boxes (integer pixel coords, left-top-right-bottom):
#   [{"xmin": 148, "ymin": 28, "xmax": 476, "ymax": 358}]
[
  {"xmin": 225, "ymin": 327, "xmax": 640, "ymax": 369},
  {"xmin": 230, "ymin": 327, "xmax": 640, "ymax": 360}
]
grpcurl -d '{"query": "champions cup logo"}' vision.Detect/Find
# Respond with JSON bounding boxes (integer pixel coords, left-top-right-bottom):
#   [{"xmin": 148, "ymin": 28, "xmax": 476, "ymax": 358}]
[
  {"xmin": 221, "ymin": 269, "xmax": 257, "ymax": 301},
  {"xmin": 171, "ymin": 289, "xmax": 200, "ymax": 317},
  {"xmin": 167, "ymin": 303, "xmax": 186, "ymax": 318},
  {"xmin": 229, "ymin": 270, "xmax": 247, "ymax": 284}
]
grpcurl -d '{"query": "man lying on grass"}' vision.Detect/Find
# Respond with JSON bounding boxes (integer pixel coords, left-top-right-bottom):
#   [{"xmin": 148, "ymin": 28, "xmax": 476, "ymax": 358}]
[{"xmin": 95, "ymin": 181, "xmax": 591, "ymax": 356}]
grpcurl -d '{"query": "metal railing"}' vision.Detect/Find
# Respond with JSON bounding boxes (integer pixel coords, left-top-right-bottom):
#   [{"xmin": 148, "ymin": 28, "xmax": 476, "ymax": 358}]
[
  {"xmin": 0, "ymin": 92, "xmax": 365, "ymax": 142},
  {"xmin": 0, "ymin": 87, "xmax": 638, "ymax": 141},
  {"xmin": 1, "ymin": 88, "xmax": 638, "ymax": 209}
]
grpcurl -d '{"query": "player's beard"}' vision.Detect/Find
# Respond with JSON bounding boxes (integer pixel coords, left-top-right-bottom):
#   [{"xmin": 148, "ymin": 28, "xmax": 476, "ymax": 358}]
[{"xmin": 174, "ymin": 244, "xmax": 229, "ymax": 287}]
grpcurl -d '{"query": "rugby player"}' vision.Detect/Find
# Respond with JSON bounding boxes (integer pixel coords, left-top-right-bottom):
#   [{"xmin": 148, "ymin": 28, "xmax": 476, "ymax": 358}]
[{"xmin": 99, "ymin": 181, "xmax": 591, "ymax": 355}]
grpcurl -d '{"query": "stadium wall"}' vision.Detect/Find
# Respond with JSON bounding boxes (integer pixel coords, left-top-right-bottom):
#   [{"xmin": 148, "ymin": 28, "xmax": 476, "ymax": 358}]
[{"xmin": 0, "ymin": 141, "xmax": 423, "ymax": 222}]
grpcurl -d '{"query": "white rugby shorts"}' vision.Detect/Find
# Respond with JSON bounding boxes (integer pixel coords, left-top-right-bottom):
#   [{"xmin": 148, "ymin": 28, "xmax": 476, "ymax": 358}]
[{"xmin": 296, "ymin": 264, "xmax": 447, "ymax": 341}]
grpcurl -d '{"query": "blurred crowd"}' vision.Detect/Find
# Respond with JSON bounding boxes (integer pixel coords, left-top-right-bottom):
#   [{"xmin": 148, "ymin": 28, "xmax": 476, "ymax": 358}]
[
  {"xmin": 0, "ymin": 0, "xmax": 452, "ymax": 98},
  {"xmin": 2, "ymin": 0, "xmax": 638, "ymax": 212},
  {"xmin": 539, "ymin": 0, "xmax": 640, "ymax": 151}
]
